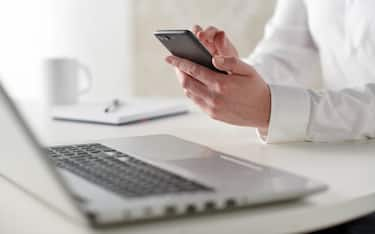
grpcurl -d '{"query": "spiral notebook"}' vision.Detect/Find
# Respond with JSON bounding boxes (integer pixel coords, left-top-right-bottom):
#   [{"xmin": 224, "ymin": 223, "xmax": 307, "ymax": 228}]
[{"xmin": 52, "ymin": 98, "xmax": 189, "ymax": 125}]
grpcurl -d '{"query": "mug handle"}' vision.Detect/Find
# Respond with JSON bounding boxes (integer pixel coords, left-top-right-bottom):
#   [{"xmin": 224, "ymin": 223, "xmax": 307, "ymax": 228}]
[{"xmin": 78, "ymin": 62, "xmax": 93, "ymax": 95}]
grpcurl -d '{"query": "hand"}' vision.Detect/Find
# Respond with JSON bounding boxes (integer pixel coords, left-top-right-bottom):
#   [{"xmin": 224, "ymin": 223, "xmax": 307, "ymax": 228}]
[
  {"xmin": 192, "ymin": 25, "xmax": 239, "ymax": 58},
  {"xmin": 166, "ymin": 55, "xmax": 271, "ymax": 130}
]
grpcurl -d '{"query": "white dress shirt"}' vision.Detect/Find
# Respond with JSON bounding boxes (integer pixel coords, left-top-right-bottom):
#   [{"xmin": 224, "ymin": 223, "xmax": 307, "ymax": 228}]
[{"xmin": 247, "ymin": 0, "xmax": 375, "ymax": 143}]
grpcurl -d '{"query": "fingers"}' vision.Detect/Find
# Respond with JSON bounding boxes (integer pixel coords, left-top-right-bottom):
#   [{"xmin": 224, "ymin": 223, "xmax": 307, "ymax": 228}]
[
  {"xmin": 196, "ymin": 26, "xmax": 221, "ymax": 55},
  {"xmin": 166, "ymin": 55, "xmax": 223, "ymax": 87},
  {"xmin": 212, "ymin": 56, "xmax": 256, "ymax": 76},
  {"xmin": 175, "ymin": 68, "xmax": 204, "ymax": 89},
  {"xmin": 198, "ymin": 26, "xmax": 219, "ymax": 43},
  {"xmin": 168, "ymin": 54, "xmax": 228, "ymax": 118},
  {"xmin": 192, "ymin": 25, "xmax": 203, "ymax": 36},
  {"xmin": 175, "ymin": 69, "xmax": 214, "ymax": 110},
  {"xmin": 195, "ymin": 26, "xmax": 234, "ymax": 57},
  {"xmin": 213, "ymin": 31, "xmax": 228, "ymax": 55},
  {"xmin": 178, "ymin": 71, "xmax": 212, "ymax": 101}
]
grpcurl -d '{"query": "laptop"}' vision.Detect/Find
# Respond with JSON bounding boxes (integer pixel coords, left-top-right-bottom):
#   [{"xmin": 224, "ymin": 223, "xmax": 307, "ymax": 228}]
[{"xmin": 0, "ymin": 83, "xmax": 327, "ymax": 227}]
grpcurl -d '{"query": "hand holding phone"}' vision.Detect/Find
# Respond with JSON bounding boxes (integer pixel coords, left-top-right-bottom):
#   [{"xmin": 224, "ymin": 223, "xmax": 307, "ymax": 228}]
[{"xmin": 156, "ymin": 29, "xmax": 271, "ymax": 130}]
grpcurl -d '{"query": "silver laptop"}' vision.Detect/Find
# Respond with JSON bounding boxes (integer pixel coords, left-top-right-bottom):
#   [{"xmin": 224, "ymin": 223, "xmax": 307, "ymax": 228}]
[{"xmin": 0, "ymin": 83, "xmax": 327, "ymax": 227}]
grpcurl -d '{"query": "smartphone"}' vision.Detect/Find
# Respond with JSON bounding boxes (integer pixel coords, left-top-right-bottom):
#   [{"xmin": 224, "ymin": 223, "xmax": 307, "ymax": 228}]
[{"xmin": 154, "ymin": 29, "xmax": 226, "ymax": 74}]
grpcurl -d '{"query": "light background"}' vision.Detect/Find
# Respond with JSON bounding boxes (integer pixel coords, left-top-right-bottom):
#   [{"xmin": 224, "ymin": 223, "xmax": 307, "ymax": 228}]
[{"xmin": 0, "ymin": 0, "xmax": 276, "ymax": 101}]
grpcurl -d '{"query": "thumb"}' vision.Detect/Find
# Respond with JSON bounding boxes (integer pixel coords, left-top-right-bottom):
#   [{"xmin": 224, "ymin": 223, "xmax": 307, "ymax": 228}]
[{"xmin": 212, "ymin": 56, "xmax": 256, "ymax": 76}]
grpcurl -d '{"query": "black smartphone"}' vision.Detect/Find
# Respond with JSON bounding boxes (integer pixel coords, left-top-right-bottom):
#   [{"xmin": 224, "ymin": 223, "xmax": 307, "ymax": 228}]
[{"xmin": 154, "ymin": 29, "xmax": 225, "ymax": 74}]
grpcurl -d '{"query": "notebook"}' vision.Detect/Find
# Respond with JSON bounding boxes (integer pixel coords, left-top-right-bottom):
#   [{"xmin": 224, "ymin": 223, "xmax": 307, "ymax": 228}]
[{"xmin": 52, "ymin": 98, "xmax": 189, "ymax": 125}]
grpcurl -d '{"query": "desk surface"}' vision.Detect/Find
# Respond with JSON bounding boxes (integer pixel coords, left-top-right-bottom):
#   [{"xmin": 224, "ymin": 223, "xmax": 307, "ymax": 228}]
[{"xmin": 1, "ymin": 102, "xmax": 375, "ymax": 234}]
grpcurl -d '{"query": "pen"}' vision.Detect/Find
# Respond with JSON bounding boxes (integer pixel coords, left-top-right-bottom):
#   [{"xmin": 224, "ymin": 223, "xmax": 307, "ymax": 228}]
[{"xmin": 104, "ymin": 99, "xmax": 123, "ymax": 113}]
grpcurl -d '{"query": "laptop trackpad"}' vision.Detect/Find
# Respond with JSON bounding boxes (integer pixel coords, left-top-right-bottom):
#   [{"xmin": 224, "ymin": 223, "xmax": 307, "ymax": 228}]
[{"xmin": 169, "ymin": 155, "xmax": 268, "ymax": 189}]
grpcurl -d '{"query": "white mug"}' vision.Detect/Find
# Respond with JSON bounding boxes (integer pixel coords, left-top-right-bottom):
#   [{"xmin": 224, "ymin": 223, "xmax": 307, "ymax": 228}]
[{"xmin": 44, "ymin": 58, "xmax": 92, "ymax": 105}]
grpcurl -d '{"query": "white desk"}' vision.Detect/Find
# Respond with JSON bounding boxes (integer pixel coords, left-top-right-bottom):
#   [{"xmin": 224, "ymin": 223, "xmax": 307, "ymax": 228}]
[{"xmin": 1, "ymin": 102, "xmax": 375, "ymax": 234}]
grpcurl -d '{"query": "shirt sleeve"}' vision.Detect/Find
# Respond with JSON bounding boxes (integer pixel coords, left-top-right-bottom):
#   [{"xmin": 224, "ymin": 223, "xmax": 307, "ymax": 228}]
[
  {"xmin": 244, "ymin": 0, "xmax": 321, "ymax": 143},
  {"xmin": 246, "ymin": 0, "xmax": 321, "ymax": 89},
  {"xmin": 305, "ymin": 84, "xmax": 375, "ymax": 142},
  {"xmin": 249, "ymin": 1, "xmax": 375, "ymax": 143}
]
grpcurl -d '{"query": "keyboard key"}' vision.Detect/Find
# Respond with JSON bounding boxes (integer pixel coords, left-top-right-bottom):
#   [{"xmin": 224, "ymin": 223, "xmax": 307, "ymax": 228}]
[{"xmin": 47, "ymin": 143, "xmax": 213, "ymax": 198}]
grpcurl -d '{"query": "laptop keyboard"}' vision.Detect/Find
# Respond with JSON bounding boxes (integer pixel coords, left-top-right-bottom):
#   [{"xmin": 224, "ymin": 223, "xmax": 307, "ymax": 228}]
[{"xmin": 47, "ymin": 143, "xmax": 212, "ymax": 198}]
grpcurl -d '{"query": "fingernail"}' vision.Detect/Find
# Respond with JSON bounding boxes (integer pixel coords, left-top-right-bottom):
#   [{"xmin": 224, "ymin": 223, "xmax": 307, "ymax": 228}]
[
  {"xmin": 193, "ymin": 24, "xmax": 201, "ymax": 31},
  {"xmin": 165, "ymin": 56, "xmax": 173, "ymax": 64},
  {"xmin": 214, "ymin": 56, "xmax": 225, "ymax": 65}
]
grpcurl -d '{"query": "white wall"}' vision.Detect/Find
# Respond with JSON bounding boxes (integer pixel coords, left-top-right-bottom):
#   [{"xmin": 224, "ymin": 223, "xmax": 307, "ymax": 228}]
[
  {"xmin": 0, "ymin": 0, "xmax": 54, "ymax": 99},
  {"xmin": 0, "ymin": 0, "xmax": 132, "ymax": 101}
]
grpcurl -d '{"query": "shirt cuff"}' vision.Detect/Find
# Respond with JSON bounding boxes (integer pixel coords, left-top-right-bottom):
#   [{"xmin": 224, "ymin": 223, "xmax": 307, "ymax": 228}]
[{"xmin": 257, "ymin": 84, "xmax": 311, "ymax": 143}]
